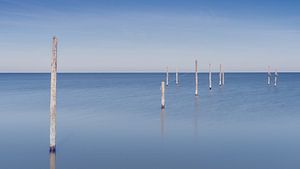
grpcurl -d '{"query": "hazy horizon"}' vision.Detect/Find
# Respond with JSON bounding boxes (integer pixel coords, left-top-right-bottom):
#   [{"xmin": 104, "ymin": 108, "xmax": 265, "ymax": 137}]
[{"xmin": 1, "ymin": 0, "xmax": 300, "ymax": 72}]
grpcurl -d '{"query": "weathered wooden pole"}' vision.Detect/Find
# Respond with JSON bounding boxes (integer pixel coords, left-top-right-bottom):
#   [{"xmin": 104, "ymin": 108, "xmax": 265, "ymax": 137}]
[
  {"xmin": 50, "ymin": 36, "xmax": 57, "ymax": 153},
  {"xmin": 222, "ymin": 66, "xmax": 225, "ymax": 85},
  {"xmin": 219, "ymin": 64, "xmax": 222, "ymax": 86},
  {"xmin": 176, "ymin": 67, "xmax": 179, "ymax": 85},
  {"xmin": 166, "ymin": 66, "xmax": 169, "ymax": 86},
  {"xmin": 274, "ymin": 69, "xmax": 278, "ymax": 87},
  {"xmin": 195, "ymin": 60, "xmax": 198, "ymax": 96},
  {"xmin": 267, "ymin": 66, "xmax": 271, "ymax": 85},
  {"xmin": 209, "ymin": 64, "xmax": 212, "ymax": 90},
  {"xmin": 161, "ymin": 80, "xmax": 165, "ymax": 109}
]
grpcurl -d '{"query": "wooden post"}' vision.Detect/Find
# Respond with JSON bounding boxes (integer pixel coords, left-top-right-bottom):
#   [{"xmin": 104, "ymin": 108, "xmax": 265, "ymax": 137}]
[
  {"xmin": 176, "ymin": 67, "xmax": 179, "ymax": 85},
  {"xmin": 274, "ymin": 69, "xmax": 278, "ymax": 87},
  {"xmin": 267, "ymin": 66, "xmax": 271, "ymax": 85},
  {"xmin": 222, "ymin": 66, "xmax": 225, "ymax": 85},
  {"xmin": 209, "ymin": 64, "xmax": 212, "ymax": 90},
  {"xmin": 50, "ymin": 36, "xmax": 57, "ymax": 153},
  {"xmin": 219, "ymin": 64, "xmax": 222, "ymax": 86},
  {"xmin": 166, "ymin": 66, "xmax": 169, "ymax": 86},
  {"xmin": 161, "ymin": 81, "xmax": 165, "ymax": 109},
  {"xmin": 195, "ymin": 60, "xmax": 198, "ymax": 96}
]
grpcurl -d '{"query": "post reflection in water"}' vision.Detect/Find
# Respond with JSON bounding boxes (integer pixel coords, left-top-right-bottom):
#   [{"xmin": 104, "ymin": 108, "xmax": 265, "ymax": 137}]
[
  {"xmin": 50, "ymin": 152, "xmax": 56, "ymax": 169},
  {"xmin": 194, "ymin": 97, "xmax": 200, "ymax": 139},
  {"xmin": 160, "ymin": 108, "xmax": 165, "ymax": 138}
]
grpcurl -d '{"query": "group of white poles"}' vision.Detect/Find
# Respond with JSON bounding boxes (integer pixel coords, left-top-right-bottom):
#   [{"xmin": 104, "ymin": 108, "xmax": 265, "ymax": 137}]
[
  {"xmin": 161, "ymin": 60, "xmax": 225, "ymax": 109},
  {"xmin": 49, "ymin": 36, "xmax": 280, "ymax": 152},
  {"xmin": 268, "ymin": 66, "xmax": 279, "ymax": 87}
]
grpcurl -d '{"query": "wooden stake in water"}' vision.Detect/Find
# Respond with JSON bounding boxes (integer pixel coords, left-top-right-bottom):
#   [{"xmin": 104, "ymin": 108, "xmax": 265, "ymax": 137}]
[
  {"xmin": 222, "ymin": 66, "xmax": 225, "ymax": 85},
  {"xmin": 166, "ymin": 66, "xmax": 169, "ymax": 86},
  {"xmin": 209, "ymin": 64, "xmax": 212, "ymax": 90},
  {"xmin": 219, "ymin": 64, "xmax": 222, "ymax": 86},
  {"xmin": 195, "ymin": 60, "xmax": 199, "ymax": 96},
  {"xmin": 176, "ymin": 67, "xmax": 179, "ymax": 85},
  {"xmin": 50, "ymin": 36, "xmax": 57, "ymax": 153},
  {"xmin": 161, "ymin": 80, "xmax": 165, "ymax": 109},
  {"xmin": 267, "ymin": 66, "xmax": 271, "ymax": 85},
  {"xmin": 274, "ymin": 69, "xmax": 278, "ymax": 87}
]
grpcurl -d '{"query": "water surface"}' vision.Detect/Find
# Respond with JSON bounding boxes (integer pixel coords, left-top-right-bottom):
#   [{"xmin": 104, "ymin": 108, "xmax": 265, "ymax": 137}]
[{"xmin": 1, "ymin": 73, "xmax": 300, "ymax": 169}]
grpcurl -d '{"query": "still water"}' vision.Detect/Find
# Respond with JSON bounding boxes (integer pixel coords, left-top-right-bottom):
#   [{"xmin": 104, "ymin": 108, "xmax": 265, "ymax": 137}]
[{"xmin": 0, "ymin": 73, "xmax": 300, "ymax": 169}]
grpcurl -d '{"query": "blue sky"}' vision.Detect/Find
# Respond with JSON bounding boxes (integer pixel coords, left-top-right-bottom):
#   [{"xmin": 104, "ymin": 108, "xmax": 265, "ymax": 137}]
[{"xmin": 0, "ymin": 0, "xmax": 300, "ymax": 72}]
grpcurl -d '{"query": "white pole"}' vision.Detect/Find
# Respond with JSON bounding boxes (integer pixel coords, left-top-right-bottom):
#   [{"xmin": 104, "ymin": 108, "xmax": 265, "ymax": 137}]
[
  {"xmin": 166, "ymin": 66, "xmax": 169, "ymax": 86},
  {"xmin": 161, "ymin": 81, "xmax": 165, "ymax": 109},
  {"xmin": 195, "ymin": 60, "xmax": 198, "ymax": 96},
  {"xmin": 268, "ymin": 66, "xmax": 271, "ymax": 85},
  {"xmin": 274, "ymin": 69, "xmax": 278, "ymax": 87},
  {"xmin": 50, "ymin": 36, "xmax": 57, "ymax": 153},
  {"xmin": 222, "ymin": 66, "xmax": 225, "ymax": 85},
  {"xmin": 219, "ymin": 64, "xmax": 222, "ymax": 86},
  {"xmin": 176, "ymin": 67, "xmax": 179, "ymax": 85},
  {"xmin": 209, "ymin": 64, "xmax": 212, "ymax": 90}
]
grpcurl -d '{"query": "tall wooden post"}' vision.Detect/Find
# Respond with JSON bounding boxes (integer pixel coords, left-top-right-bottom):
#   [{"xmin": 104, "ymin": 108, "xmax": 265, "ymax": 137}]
[
  {"xmin": 195, "ymin": 60, "xmax": 198, "ymax": 96},
  {"xmin": 267, "ymin": 66, "xmax": 271, "ymax": 85},
  {"xmin": 161, "ymin": 81, "xmax": 165, "ymax": 109},
  {"xmin": 166, "ymin": 66, "xmax": 169, "ymax": 86},
  {"xmin": 209, "ymin": 64, "xmax": 212, "ymax": 90},
  {"xmin": 50, "ymin": 36, "xmax": 57, "ymax": 153},
  {"xmin": 176, "ymin": 67, "xmax": 179, "ymax": 85},
  {"xmin": 219, "ymin": 64, "xmax": 222, "ymax": 86}
]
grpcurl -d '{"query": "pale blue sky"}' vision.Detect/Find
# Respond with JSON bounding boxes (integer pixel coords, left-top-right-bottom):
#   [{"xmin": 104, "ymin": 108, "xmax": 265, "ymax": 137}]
[{"xmin": 0, "ymin": 0, "xmax": 300, "ymax": 72}]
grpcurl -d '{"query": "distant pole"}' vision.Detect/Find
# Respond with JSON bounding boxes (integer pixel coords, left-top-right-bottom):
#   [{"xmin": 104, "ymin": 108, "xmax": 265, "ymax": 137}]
[
  {"xmin": 195, "ymin": 60, "xmax": 198, "ymax": 96},
  {"xmin": 166, "ymin": 66, "xmax": 169, "ymax": 86},
  {"xmin": 161, "ymin": 81, "xmax": 165, "ymax": 109},
  {"xmin": 267, "ymin": 66, "xmax": 271, "ymax": 85},
  {"xmin": 219, "ymin": 64, "xmax": 222, "ymax": 86},
  {"xmin": 209, "ymin": 64, "xmax": 212, "ymax": 90},
  {"xmin": 50, "ymin": 36, "xmax": 57, "ymax": 153},
  {"xmin": 222, "ymin": 66, "xmax": 225, "ymax": 85},
  {"xmin": 274, "ymin": 69, "xmax": 278, "ymax": 87},
  {"xmin": 176, "ymin": 67, "xmax": 179, "ymax": 85}
]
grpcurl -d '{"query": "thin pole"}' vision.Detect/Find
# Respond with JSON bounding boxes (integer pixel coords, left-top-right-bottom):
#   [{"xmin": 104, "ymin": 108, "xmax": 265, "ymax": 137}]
[
  {"xmin": 195, "ymin": 60, "xmax": 198, "ymax": 96},
  {"xmin": 50, "ymin": 36, "xmax": 57, "ymax": 153},
  {"xmin": 219, "ymin": 64, "xmax": 222, "ymax": 86},
  {"xmin": 222, "ymin": 66, "xmax": 225, "ymax": 85},
  {"xmin": 161, "ymin": 80, "xmax": 165, "ymax": 109},
  {"xmin": 268, "ymin": 66, "xmax": 271, "ymax": 85},
  {"xmin": 209, "ymin": 64, "xmax": 212, "ymax": 90},
  {"xmin": 274, "ymin": 69, "xmax": 278, "ymax": 87},
  {"xmin": 166, "ymin": 66, "xmax": 169, "ymax": 86},
  {"xmin": 176, "ymin": 67, "xmax": 179, "ymax": 85}
]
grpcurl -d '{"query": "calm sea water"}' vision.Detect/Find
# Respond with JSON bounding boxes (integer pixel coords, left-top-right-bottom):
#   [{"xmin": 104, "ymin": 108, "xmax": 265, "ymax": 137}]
[{"xmin": 1, "ymin": 73, "xmax": 300, "ymax": 169}]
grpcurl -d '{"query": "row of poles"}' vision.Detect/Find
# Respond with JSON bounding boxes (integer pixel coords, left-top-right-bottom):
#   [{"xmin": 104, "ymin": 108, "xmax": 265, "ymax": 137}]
[
  {"xmin": 48, "ymin": 36, "xmax": 279, "ymax": 152},
  {"xmin": 268, "ymin": 66, "xmax": 279, "ymax": 87},
  {"xmin": 161, "ymin": 61, "xmax": 225, "ymax": 109},
  {"xmin": 161, "ymin": 64, "xmax": 280, "ymax": 109}
]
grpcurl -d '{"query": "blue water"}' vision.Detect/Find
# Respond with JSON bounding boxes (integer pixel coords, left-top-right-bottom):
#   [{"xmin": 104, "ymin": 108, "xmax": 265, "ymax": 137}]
[{"xmin": 1, "ymin": 73, "xmax": 300, "ymax": 169}]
